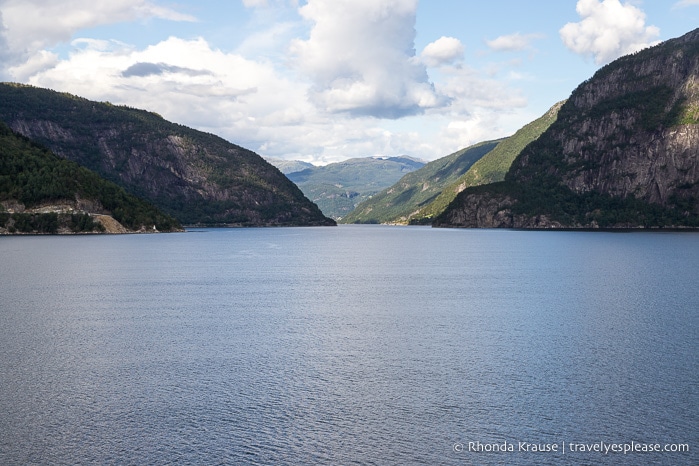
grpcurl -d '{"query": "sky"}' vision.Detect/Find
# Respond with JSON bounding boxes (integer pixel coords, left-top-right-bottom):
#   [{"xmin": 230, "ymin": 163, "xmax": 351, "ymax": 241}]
[{"xmin": 0, "ymin": 0, "xmax": 697, "ymax": 165}]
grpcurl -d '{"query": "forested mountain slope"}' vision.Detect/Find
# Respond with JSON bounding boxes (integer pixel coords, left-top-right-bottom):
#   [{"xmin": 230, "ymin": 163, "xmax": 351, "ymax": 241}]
[
  {"xmin": 412, "ymin": 101, "xmax": 563, "ymax": 223},
  {"xmin": 0, "ymin": 122, "xmax": 181, "ymax": 234},
  {"xmin": 341, "ymin": 141, "xmax": 500, "ymax": 224},
  {"xmin": 0, "ymin": 83, "xmax": 334, "ymax": 226},
  {"xmin": 436, "ymin": 28, "xmax": 699, "ymax": 229}
]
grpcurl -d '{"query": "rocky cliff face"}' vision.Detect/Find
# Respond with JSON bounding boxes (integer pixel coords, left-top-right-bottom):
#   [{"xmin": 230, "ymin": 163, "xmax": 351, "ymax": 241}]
[
  {"xmin": 0, "ymin": 121, "xmax": 182, "ymax": 234},
  {"xmin": 436, "ymin": 28, "xmax": 699, "ymax": 229},
  {"xmin": 0, "ymin": 84, "xmax": 335, "ymax": 226}
]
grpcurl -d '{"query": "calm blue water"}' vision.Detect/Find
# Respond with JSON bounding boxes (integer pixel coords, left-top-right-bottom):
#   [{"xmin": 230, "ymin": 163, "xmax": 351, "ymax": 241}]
[{"xmin": 0, "ymin": 225, "xmax": 697, "ymax": 465}]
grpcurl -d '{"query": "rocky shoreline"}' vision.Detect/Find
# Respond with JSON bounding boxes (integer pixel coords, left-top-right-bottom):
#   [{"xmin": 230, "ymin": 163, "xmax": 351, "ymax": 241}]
[{"xmin": 0, "ymin": 200, "xmax": 184, "ymax": 234}]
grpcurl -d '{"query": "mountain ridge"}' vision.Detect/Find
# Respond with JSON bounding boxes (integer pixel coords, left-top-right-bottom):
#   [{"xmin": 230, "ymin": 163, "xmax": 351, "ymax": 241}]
[
  {"xmin": 341, "ymin": 140, "xmax": 502, "ymax": 224},
  {"xmin": 0, "ymin": 83, "xmax": 335, "ymax": 227},
  {"xmin": 264, "ymin": 158, "xmax": 315, "ymax": 175},
  {"xmin": 407, "ymin": 101, "xmax": 564, "ymax": 223},
  {"xmin": 0, "ymin": 122, "xmax": 182, "ymax": 234},
  {"xmin": 435, "ymin": 28, "xmax": 699, "ymax": 229},
  {"xmin": 284, "ymin": 155, "xmax": 426, "ymax": 219}
]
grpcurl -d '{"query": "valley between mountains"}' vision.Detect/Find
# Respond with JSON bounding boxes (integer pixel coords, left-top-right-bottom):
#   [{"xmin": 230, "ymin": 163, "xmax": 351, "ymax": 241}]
[{"xmin": 1, "ymin": 28, "xmax": 698, "ymax": 233}]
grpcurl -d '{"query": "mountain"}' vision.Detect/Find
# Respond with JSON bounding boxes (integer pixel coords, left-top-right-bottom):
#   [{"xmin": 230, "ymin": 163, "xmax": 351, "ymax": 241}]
[
  {"xmin": 435, "ymin": 29, "xmax": 699, "ymax": 229},
  {"xmin": 265, "ymin": 157, "xmax": 315, "ymax": 175},
  {"xmin": 0, "ymin": 83, "xmax": 335, "ymax": 227},
  {"xmin": 0, "ymin": 122, "xmax": 181, "ymax": 234},
  {"xmin": 286, "ymin": 156, "xmax": 425, "ymax": 219},
  {"xmin": 341, "ymin": 141, "xmax": 501, "ymax": 224},
  {"xmin": 411, "ymin": 101, "xmax": 564, "ymax": 223}
]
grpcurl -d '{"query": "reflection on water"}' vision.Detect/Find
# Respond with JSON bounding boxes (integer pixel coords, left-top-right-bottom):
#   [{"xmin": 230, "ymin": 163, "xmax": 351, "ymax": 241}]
[{"xmin": 1, "ymin": 226, "xmax": 697, "ymax": 465}]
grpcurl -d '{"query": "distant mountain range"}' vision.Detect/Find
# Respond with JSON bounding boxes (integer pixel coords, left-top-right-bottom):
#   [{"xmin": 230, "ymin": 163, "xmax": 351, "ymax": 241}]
[
  {"xmin": 341, "ymin": 141, "xmax": 502, "ymax": 224},
  {"xmin": 264, "ymin": 158, "xmax": 315, "ymax": 175},
  {"xmin": 0, "ymin": 83, "xmax": 334, "ymax": 227},
  {"xmin": 2, "ymin": 28, "xmax": 696, "ymax": 232},
  {"xmin": 435, "ymin": 28, "xmax": 699, "ymax": 228},
  {"xmin": 268, "ymin": 156, "xmax": 425, "ymax": 219},
  {"xmin": 333, "ymin": 100, "xmax": 563, "ymax": 225}
]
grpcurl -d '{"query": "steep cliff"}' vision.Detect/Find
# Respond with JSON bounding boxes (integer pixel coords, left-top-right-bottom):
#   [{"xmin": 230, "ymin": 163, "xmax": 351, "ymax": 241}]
[
  {"xmin": 435, "ymin": 28, "xmax": 699, "ymax": 229},
  {"xmin": 0, "ymin": 122, "xmax": 181, "ymax": 234},
  {"xmin": 0, "ymin": 84, "xmax": 335, "ymax": 226}
]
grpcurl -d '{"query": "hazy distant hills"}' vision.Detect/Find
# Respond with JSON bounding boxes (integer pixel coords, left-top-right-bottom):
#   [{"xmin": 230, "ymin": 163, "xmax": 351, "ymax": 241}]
[
  {"xmin": 340, "ymin": 101, "xmax": 564, "ymax": 225},
  {"xmin": 3, "ymin": 29, "xmax": 696, "ymax": 231},
  {"xmin": 0, "ymin": 122, "xmax": 181, "ymax": 234},
  {"xmin": 435, "ymin": 28, "xmax": 699, "ymax": 229},
  {"xmin": 341, "ymin": 141, "xmax": 501, "ymax": 224},
  {"xmin": 274, "ymin": 156, "xmax": 425, "ymax": 219},
  {"xmin": 265, "ymin": 158, "xmax": 315, "ymax": 175},
  {"xmin": 0, "ymin": 83, "xmax": 335, "ymax": 227}
]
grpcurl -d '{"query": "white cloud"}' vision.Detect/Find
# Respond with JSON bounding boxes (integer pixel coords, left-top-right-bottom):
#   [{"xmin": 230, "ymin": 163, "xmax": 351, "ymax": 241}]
[
  {"xmin": 7, "ymin": 50, "xmax": 59, "ymax": 81},
  {"xmin": 673, "ymin": 0, "xmax": 699, "ymax": 7},
  {"xmin": 24, "ymin": 36, "xmax": 304, "ymax": 140},
  {"xmin": 17, "ymin": 36, "xmax": 529, "ymax": 165},
  {"xmin": 3, "ymin": 0, "xmax": 537, "ymax": 165},
  {"xmin": 241, "ymin": 0, "xmax": 300, "ymax": 9},
  {"xmin": 235, "ymin": 21, "xmax": 298, "ymax": 57},
  {"xmin": 560, "ymin": 0, "xmax": 660, "ymax": 65},
  {"xmin": 486, "ymin": 33, "xmax": 544, "ymax": 52},
  {"xmin": 0, "ymin": 0, "xmax": 195, "ymax": 73},
  {"xmin": 242, "ymin": 0, "xmax": 269, "ymax": 7},
  {"xmin": 16, "ymin": 36, "xmax": 420, "ymax": 165},
  {"xmin": 0, "ymin": 11, "xmax": 13, "ymax": 79},
  {"xmin": 420, "ymin": 36, "xmax": 464, "ymax": 67},
  {"xmin": 136, "ymin": 4, "xmax": 197, "ymax": 22},
  {"xmin": 289, "ymin": 0, "xmax": 449, "ymax": 119}
]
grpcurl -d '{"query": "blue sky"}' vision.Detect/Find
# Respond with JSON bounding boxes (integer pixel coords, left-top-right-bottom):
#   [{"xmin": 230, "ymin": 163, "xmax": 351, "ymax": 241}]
[{"xmin": 1, "ymin": 0, "xmax": 697, "ymax": 164}]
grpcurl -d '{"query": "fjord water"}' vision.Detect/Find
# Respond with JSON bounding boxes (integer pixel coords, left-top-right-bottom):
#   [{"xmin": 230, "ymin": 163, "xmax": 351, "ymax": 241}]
[{"xmin": 1, "ymin": 226, "xmax": 697, "ymax": 465}]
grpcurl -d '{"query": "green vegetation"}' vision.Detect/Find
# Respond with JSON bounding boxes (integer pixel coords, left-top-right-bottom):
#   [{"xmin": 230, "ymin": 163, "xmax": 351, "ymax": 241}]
[
  {"xmin": 290, "ymin": 183, "xmax": 361, "ymax": 220},
  {"xmin": 435, "ymin": 28, "xmax": 699, "ymax": 229},
  {"xmin": 286, "ymin": 156, "xmax": 425, "ymax": 219},
  {"xmin": 0, "ymin": 83, "xmax": 333, "ymax": 226},
  {"xmin": 0, "ymin": 121, "xmax": 181, "ymax": 233},
  {"xmin": 508, "ymin": 179, "xmax": 698, "ymax": 228},
  {"xmin": 0, "ymin": 212, "xmax": 106, "ymax": 234},
  {"xmin": 470, "ymin": 101, "xmax": 699, "ymax": 228},
  {"xmin": 563, "ymin": 86, "xmax": 678, "ymax": 131},
  {"xmin": 668, "ymin": 97, "xmax": 699, "ymax": 126},
  {"xmin": 434, "ymin": 178, "xmax": 699, "ymax": 228},
  {"xmin": 341, "ymin": 140, "xmax": 500, "ymax": 224},
  {"xmin": 338, "ymin": 101, "xmax": 563, "ymax": 225},
  {"xmin": 410, "ymin": 101, "xmax": 564, "ymax": 223}
]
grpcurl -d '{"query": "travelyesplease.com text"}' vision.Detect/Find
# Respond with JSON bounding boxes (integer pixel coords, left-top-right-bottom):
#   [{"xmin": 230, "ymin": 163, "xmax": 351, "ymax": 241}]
[{"xmin": 453, "ymin": 440, "xmax": 689, "ymax": 455}]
